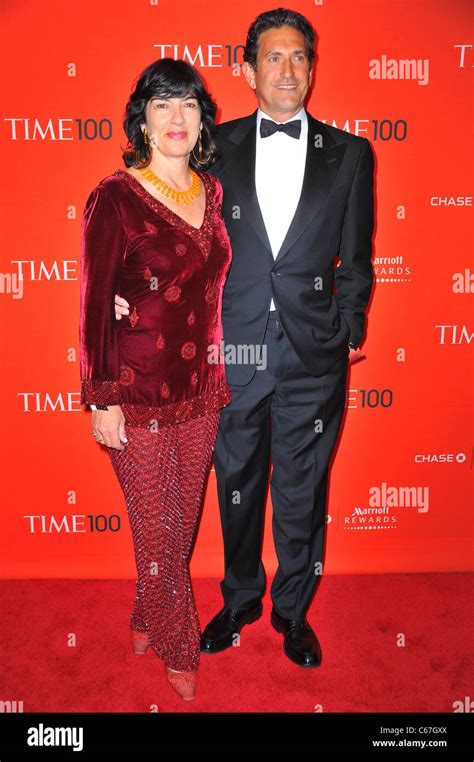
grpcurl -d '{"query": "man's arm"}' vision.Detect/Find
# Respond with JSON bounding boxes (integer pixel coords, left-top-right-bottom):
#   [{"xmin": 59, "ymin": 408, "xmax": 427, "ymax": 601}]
[{"xmin": 334, "ymin": 138, "xmax": 375, "ymax": 349}]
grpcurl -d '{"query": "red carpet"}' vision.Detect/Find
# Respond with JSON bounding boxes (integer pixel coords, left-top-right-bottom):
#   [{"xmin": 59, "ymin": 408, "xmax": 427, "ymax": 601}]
[{"xmin": 1, "ymin": 573, "xmax": 472, "ymax": 713}]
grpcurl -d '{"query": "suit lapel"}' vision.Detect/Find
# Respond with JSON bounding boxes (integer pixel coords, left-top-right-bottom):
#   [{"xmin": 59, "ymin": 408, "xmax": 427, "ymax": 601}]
[
  {"xmin": 225, "ymin": 109, "xmax": 348, "ymax": 267},
  {"xmin": 274, "ymin": 114, "xmax": 347, "ymax": 265},
  {"xmin": 225, "ymin": 111, "xmax": 273, "ymax": 263}
]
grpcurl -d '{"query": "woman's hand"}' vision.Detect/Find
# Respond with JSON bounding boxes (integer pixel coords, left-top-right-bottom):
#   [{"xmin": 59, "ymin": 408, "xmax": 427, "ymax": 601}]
[{"xmin": 91, "ymin": 406, "xmax": 128, "ymax": 450}]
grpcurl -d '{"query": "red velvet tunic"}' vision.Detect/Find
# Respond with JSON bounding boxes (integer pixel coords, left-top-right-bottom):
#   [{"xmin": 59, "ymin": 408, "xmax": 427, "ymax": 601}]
[{"xmin": 79, "ymin": 168, "xmax": 232, "ymax": 427}]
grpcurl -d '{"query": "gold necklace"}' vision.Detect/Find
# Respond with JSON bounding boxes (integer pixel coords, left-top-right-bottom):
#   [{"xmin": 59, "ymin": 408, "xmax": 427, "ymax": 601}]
[{"xmin": 138, "ymin": 166, "xmax": 201, "ymax": 206}]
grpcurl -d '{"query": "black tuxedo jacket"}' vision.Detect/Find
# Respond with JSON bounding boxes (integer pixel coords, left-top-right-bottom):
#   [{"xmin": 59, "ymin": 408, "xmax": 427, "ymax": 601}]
[{"xmin": 208, "ymin": 108, "xmax": 375, "ymax": 385}]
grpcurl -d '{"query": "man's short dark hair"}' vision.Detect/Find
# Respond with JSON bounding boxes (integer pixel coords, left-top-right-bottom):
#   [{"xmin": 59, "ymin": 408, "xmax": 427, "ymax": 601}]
[{"xmin": 243, "ymin": 7, "xmax": 315, "ymax": 69}]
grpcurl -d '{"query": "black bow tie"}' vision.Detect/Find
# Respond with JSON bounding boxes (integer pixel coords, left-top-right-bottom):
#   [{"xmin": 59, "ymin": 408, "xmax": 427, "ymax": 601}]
[{"xmin": 260, "ymin": 118, "xmax": 302, "ymax": 139}]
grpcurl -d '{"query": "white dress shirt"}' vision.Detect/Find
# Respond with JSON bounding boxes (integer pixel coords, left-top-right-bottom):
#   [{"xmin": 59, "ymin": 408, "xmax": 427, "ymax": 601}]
[{"xmin": 255, "ymin": 106, "xmax": 308, "ymax": 311}]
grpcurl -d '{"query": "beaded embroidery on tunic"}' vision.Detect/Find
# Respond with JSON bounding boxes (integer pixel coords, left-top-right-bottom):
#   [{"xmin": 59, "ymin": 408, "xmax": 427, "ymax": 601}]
[
  {"xmin": 82, "ymin": 169, "xmax": 232, "ymax": 428},
  {"xmin": 113, "ymin": 168, "xmax": 215, "ymax": 262}
]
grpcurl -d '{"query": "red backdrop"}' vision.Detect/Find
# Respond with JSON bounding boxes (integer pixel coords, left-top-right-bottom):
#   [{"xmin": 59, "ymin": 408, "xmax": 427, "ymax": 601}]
[{"xmin": 0, "ymin": 0, "xmax": 472, "ymax": 579}]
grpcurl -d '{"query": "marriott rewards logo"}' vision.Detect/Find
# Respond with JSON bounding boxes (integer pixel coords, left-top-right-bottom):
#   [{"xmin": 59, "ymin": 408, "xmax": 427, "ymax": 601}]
[{"xmin": 342, "ymin": 482, "xmax": 430, "ymax": 532}]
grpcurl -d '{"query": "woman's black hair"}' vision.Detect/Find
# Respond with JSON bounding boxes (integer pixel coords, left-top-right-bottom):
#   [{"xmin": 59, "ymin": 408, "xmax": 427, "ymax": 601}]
[
  {"xmin": 122, "ymin": 58, "xmax": 219, "ymax": 171},
  {"xmin": 244, "ymin": 7, "xmax": 315, "ymax": 69}
]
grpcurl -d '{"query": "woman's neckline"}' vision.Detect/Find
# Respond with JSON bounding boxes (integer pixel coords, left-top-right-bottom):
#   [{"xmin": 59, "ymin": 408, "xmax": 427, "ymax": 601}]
[{"xmin": 114, "ymin": 167, "xmax": 209, "ymax": 232}]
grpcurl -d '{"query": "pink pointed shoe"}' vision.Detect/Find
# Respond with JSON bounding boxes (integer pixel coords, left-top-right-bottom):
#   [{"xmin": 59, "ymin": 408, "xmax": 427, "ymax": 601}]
[
  {"xmin": 164, "ymin": 665, "xmax": 197, "ymax": 700},
  {"xmin": 131, "ymin": 629, "xmax": 150, "ymax": 655}
]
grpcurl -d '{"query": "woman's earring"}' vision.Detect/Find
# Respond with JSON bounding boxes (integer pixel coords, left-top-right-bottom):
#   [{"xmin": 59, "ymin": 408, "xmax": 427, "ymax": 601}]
[
  {"xmin": 134, "ymin": 130, "xmax": 150, "ymax": 167},
  {"xmin": 192, "ymin": 129, "xmax": 210, "ymax": 165}
]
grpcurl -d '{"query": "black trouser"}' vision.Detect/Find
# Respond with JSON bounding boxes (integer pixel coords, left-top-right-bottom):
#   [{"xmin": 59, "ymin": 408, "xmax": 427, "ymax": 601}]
[{"xmin": 212, "ymin": 309, "xmax": 349, "ymax": 622}]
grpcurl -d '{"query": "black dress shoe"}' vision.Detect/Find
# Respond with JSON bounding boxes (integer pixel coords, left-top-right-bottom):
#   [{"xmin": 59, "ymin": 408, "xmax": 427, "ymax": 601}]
[
  {"xmin": 271, "ymin": 607, "xmax": 322, "ymax": 667},
  {"xmin": 200, "ymin": 602, "xmax": 263, "ymax": 653}
]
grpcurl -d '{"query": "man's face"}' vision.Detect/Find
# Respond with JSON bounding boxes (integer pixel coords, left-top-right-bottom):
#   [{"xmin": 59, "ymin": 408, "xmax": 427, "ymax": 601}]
[{"xmin": 243, "ymin": 25, "xmax": 312, "ymax": 120}]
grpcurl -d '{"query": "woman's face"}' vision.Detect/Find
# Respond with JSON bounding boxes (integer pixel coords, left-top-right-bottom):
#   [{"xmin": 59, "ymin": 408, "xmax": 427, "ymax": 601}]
[{"xmin": 141, "ymin": 94, "xmax": 203, "ymax": 161}]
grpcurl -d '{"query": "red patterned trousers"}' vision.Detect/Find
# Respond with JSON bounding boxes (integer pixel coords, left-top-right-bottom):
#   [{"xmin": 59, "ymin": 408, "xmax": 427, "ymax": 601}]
[{"xmin": 107, "ymin": 410, "xmax": 221, "ymax": 671}]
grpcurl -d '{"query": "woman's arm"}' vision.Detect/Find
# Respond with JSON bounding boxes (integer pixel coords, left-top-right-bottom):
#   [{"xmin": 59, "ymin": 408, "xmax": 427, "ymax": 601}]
[{"xmin": 79, "ymin": 183, "xmax": 127, "ymax": 407}]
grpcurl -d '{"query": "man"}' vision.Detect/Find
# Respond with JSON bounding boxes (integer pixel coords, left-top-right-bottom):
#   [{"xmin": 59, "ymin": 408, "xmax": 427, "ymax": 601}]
[{"xmin": 114, "ymin": 8, "xmax": 374, "ymax": 668}]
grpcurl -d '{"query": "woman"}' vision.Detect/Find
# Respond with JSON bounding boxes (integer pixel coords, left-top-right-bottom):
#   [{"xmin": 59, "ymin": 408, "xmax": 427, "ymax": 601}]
[{"xmin": 79, "ymin": 58, "xmax": 232, "ymax": 701}]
